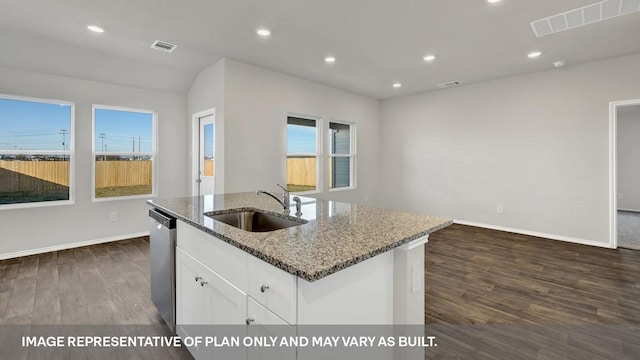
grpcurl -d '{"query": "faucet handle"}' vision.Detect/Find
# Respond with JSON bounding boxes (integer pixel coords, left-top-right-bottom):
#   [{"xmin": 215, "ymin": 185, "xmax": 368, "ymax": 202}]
[
  {"xmin": 293, "ymin": 196, "xmax": 302, "ymax": 217},
  {"xmin": 276, "ymin": 183, "xmax": 288, "ymax": 193}
]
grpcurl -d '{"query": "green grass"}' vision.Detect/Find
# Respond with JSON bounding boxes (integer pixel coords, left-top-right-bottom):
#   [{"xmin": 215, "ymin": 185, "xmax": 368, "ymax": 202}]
[
  {"xmin": 95, "ymin": 185, "xmax": 152, "ymax": 198},
  {"xmin": 286, "ymin": 184, "xmax": 316, "ymax": 192},
  {"xmin": 0, "ymin": 190, "xmax": 69, "ymax": 204}
]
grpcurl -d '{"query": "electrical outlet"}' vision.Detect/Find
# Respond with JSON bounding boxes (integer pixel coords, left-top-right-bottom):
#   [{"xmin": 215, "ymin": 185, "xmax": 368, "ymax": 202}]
[
  {"xmin": 110, "ymin": 211, "xmax": 118, "ymax": 222},
  {"xmin": 496, "ymin": 204, "xmax": 504, "ymax": 214}
]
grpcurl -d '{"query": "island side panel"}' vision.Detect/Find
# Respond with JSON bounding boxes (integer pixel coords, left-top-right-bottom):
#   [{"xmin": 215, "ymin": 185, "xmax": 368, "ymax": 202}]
[
  {"xmin": 296, "ymin": 251, "xmax": 394, "ymax": 324},
  {"xmin": 393, "ymin": 236, "xmax": 428, "ymax": 325}
]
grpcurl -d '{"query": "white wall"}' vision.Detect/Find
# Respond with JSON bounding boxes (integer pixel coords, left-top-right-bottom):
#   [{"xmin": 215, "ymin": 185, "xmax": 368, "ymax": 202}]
[
  {"xmin": 380, "ymin": 53, "xmax": 640, "ymax": 245},
  {"xmin": 0, "ymin": 66, "xmax": 188, "ymax": 257},
  {"xmin": 618, "ymin": 105, "xmax": 640, "ymax": 211},
  {"xmin": 223, "ymin": 59, "xmax": 381, "ymax": 204},
  {"xmin": 187, "ymin": 58, "xmax": 226, "ymax": 194}
]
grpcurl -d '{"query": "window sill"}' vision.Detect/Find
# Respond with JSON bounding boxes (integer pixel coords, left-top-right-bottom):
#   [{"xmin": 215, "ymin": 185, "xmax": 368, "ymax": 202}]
[
  {"xmin": 329, "ymin": 186, "xmax": 355, "ymax": 192},
  {"xmin": 92, "ymin": 193, "xmax": 156, "ymax": 202},
  {"xmin": 0, "ymin": 199, "xmax": 75, "ymax": 211}
]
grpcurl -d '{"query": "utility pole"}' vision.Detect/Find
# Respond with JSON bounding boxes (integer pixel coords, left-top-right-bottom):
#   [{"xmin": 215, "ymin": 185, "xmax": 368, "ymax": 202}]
[
  {"xmin": 138, "ymin": 136, "xmax": 141, "ymax": 156},
  {"xmin": 99, "ymin": 132, "xmax": 106, "ymax": 160},
  {"xmin": 132, "ymin": 136, "xmax": 135, "ymax": 153},
  {"xmin": 60, "ymin": 129, "xmax": 68, "ymax": 150}
]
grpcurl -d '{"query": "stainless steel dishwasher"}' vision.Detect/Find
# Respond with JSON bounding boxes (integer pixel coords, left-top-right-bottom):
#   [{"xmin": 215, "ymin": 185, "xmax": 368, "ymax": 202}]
[{"xmin": 149, "ymin": 208, "xmax": 177, "ymax": 333}]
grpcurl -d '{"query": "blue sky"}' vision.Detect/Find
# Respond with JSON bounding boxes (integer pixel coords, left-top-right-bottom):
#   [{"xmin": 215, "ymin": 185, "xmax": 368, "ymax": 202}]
[
  {"xmin": 288, "ymin": 124, "xmax": 316, "ymax": 153},
  {"xmin": 204, "ymin": 123, "xmax": 214, "ymax": 158},
  {"xmin": 0, "ymin": 98, "xmax": 71, "ymax": 151},
  {"xmin": 0, "ymin": 98, "xmax": 153, "ymax": 152},
  {"xmin": 94, "ymin": 108, "xmax": 153, "ymax": 152}
]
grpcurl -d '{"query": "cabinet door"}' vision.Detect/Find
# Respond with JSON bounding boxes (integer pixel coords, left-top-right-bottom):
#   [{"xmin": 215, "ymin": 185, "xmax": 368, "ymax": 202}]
[
  {"xmin": 177, "ymin": 248, "xmax": 248, "ymax": 325},
  {"xmin": 247, "ymin": 298, "xmax": 296, "ymax": 360},
  {"xmin": 176, "ymin": 248, "xmax": 248, "ymax": 360}
]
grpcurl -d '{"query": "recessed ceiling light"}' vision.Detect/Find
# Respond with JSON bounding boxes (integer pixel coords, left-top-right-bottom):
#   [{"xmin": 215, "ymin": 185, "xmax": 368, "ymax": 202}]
[
  {"xmin": 324, "ymin": 56, "xmax": 336, "ymax": 63},
  {"xmin": 423, "ymin": 54, "xmax": 436, "ymax": 62},
  {"xmin": 392, "ymin": 83, "xmax": 402, "ymax": 88},
  {"xmin": 553, "ymin": 60, "xmax": 566, "ymax": 68},
  {"xmin": 528, "ymin": 51, "xmax": 542, "ymax": 58},
  {"xmin": 87, "ymin": 25, "xmax": 105, "ymax": 33},
  {"xmin": 256, "ymin": 28, "xmax": 271, "ymax": 37},
  {"xmin": 487, "ymin": 0, "xmax": 502, "ymax": 3}
]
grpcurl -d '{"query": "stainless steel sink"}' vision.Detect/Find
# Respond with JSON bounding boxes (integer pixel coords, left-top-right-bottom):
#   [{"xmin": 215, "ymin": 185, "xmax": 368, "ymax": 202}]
[{"xmin": 204, "ymin": 209, "xmax": 306, "ymax": 232}]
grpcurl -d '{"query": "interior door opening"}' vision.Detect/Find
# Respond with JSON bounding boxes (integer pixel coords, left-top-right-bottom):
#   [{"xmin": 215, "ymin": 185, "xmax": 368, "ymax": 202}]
[{"xmin": 610, "ymin": 99, "xmax": 640, "ymax": 250}]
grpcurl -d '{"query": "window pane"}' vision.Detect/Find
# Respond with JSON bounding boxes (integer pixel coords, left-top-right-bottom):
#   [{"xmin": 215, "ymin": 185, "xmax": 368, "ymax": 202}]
[
  {"xmin": 95, "ymin": 109, "xmax": 153, "ymax": 152},
  {"xmin": 95, "ymin": 155, "xmax": 153, "ymax": 198},
  {"xmin": 287, "ymin": 117, "xmax": 316, "ymax": 154},
  {"xmin": 329, "ymin": 157, "xmax": 351, "ymax": 189},
  {"xmin": 203, "ymin": 123, "xmax": 214, "ymax": 177},
  {"xmin": 286, "ymin": 156, "xmax": 316, "ymax": 192},
  {"xmin": 0, "ymin": 98, "xmax": 71, "ymax": 151},
  {"xmin": 329, "ymin": 122, "xmax": 350, "ymax": 155},
  {"xmin": 0, "ymin": 155, "xmax": 70, "ymax": 204},
  {"xmin": 287, "ymin": 116, "xmax": 317, "ymax": 192}
]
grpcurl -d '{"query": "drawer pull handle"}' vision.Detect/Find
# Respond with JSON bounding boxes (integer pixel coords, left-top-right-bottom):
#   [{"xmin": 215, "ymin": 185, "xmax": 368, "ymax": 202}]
[
  {"xmin": 246, "ymin": 317, "xmax": 254, "ymax": 325},
  {"xmin": 260, "ymin": 284, "xmax": 270, "ymax": 293},
  {"xmin": 195, "ymin": 276, "xmax": 202, "ymax": 282},
  {"xmin": 200, "ymin": 280, "xmax": 208, "ymax": 287}
]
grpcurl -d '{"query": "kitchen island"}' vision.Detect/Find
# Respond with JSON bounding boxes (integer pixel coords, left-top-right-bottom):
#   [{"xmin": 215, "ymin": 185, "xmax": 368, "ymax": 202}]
[{"xmin": 148, "ymin": 192, "xmax": 451, "ymax": 359}]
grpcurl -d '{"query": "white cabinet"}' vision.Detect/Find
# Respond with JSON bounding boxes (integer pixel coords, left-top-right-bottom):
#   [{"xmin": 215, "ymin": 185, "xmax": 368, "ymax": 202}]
[
  {"xmin": 248, "ymin": 255, "xmax": 297, "ymax": 324},
  {"xmin": 247, "ymin": 298, "xmax": 296, "ymax": 360},
  {"xmin": 176, "ymin": 248, "xmax": 248, "ymax": 359}
]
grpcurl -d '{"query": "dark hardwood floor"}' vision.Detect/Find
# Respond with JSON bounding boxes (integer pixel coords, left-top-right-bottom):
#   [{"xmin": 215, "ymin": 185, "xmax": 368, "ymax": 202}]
[
  {"xmin": 0, "ymin": 237, "xmax": 192, "ymax": 359},
  {"xmin": 425, "ymin": 224, "xmax": 640, "ymax": 359},
  {"xmin": 0, "ymin": 237, "xmax": 159, "ymax": 325},
  {"xmin": 1, "ymin": 225, "xmax": 639, "ymax": 358}
]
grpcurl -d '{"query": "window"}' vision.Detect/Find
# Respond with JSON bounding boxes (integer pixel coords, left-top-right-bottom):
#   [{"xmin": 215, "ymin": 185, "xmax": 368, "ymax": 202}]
[
  {"xmin": 93, "ymin": 106, "xmax": 155, "ymax": 199},
  {"xmin": 286, "ymin": 116, "xmax": 318, "ymax": 192},
  {"xmin": 328, "ymin": 121, "xmax": 355, "ymax": 189},
  {"xmin": 0, "ymin": 95, "xmax": 74, "ymax": 208}
]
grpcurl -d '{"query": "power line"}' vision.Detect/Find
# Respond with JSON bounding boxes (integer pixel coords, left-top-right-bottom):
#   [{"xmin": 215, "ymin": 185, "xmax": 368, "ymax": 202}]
[
  {"xmin": 99, "ymin": 132, "xmax": 106, "ymax": 160},
  {"xmin": 59, "ymin": 129, "xmax": 68, "ymax": 150}
]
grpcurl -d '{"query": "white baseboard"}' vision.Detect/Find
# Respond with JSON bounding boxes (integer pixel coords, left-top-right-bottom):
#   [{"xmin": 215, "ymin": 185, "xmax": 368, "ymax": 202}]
[
  {"xmin": 0, "ymin": 231, "xmax": 150, "ymax": 261},
  {"xmin": 453, "ymin": 220, "xmax": 613, "ymax": 249}
]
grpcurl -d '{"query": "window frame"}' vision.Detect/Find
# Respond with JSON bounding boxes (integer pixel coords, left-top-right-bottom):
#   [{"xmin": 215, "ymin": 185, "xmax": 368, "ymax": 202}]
[
  {"xmin": 328, "ymin": 120, "xmax": 356, "ymax": 191},
  {"xmin": 286, "ymin": 114, "xmax": 322, "ymax": 195},
  {"xmin": 91, "ymin": 104, "xmax": 157, "ymax": 202},
  {"xmin": 0, "ymin": 93, "xmax": 75, "ymax": 210}
]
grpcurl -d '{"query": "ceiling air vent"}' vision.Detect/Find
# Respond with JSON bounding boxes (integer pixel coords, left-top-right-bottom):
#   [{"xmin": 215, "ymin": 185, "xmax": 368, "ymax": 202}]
[
  {"xmin": 150, "ymin": 40, "xmax": 177, "ymax": 53},
  {"xmin": 437, "ymin": 81, "xmax": 462, "ymax": 88},
  {"xmin": 530, "ymin": 0, "xmax": 640, "ymax": 38}
]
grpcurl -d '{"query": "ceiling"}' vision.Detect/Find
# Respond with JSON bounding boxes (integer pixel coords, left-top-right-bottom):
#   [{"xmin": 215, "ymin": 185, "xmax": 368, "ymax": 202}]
[{"xmin": 1, "ymin": 0, "xmax": 639, "ymax": 99}]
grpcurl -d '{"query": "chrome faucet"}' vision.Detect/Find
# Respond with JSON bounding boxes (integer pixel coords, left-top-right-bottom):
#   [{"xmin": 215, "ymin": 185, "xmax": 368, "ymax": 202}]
[{"xmin": 257, "ymin": 184, "xmax": 290, "ymax": 213}]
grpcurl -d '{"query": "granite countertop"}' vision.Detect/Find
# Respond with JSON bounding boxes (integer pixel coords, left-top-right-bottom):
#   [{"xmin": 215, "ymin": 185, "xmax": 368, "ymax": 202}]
[{"xmin": 148, "ymin": 192, "xmax": 452, "ymax": 282}]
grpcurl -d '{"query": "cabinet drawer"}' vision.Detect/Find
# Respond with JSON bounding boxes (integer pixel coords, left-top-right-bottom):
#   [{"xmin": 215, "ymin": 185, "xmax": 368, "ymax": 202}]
[
  {"xmin": 177, "ymin": 221, "xmax": 248, "ymax": 291},
  {"xmin": 248, "ymin": 255, "xmax": 297, "ymax": 324}
]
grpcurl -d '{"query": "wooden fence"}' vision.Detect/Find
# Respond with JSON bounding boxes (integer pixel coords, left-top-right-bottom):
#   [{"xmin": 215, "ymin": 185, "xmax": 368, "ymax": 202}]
[
  {"xmin": 287, "ymin": 156, "xmax": 316, "ymax": 187},
  {"xmin": 95, "ymin": 160, "xmax": 152, "ymax": 188},
  {"xmin": 0, "ymin": 160, "xmax": 70, "ymax": 187},
  {"xmin": 0, "ymin": 160, "xmax": 152, "ymax": 190},
  {"xmin": 204, "ymin": 159, "xmax": 214, "ymax": 177}
]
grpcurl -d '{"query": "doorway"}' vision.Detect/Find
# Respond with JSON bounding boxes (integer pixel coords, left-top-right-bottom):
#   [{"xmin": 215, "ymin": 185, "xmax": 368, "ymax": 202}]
[
  {"xmin": 192, "ymin": 109, "xmax": 215, "ymax": 196},
  {"xmin": 610, "ymin": 99, "xmax": 640, "ymax": 250}
]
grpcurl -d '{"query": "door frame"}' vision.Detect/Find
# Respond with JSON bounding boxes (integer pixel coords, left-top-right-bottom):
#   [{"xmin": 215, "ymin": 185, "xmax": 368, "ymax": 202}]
[
  {"xmin": 609, "ymin": 98, "xmax": 640, "ymax": 249},
  {"xmin": 192, "ymin": 108, "xmax": 215, "ymax": 196}
]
